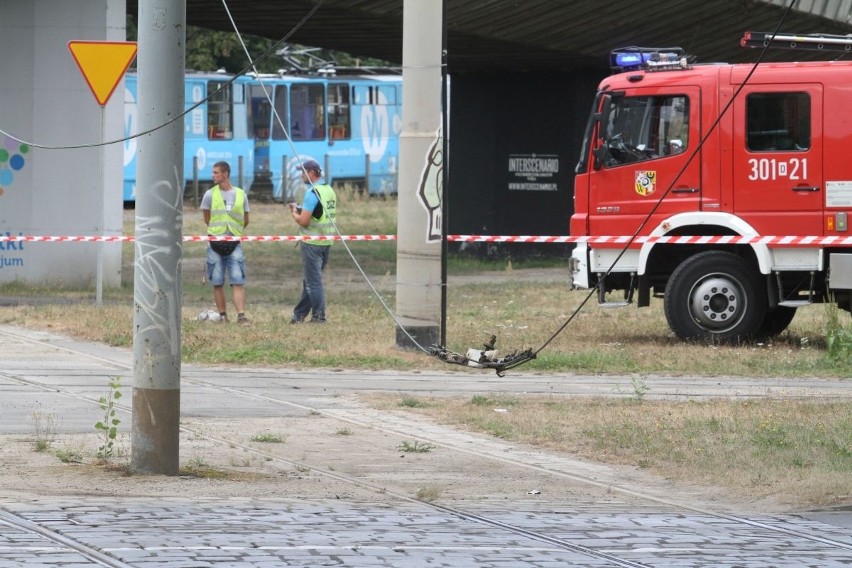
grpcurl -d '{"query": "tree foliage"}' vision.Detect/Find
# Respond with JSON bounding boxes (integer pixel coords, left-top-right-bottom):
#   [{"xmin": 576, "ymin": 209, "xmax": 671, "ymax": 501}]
[
  {"xmin": 185, "ymin": 27, "xmax": 280, "ymax": 73},
  {"xmin": 126, "ymin": 17, "xmax": 394, "ymax": 74}
]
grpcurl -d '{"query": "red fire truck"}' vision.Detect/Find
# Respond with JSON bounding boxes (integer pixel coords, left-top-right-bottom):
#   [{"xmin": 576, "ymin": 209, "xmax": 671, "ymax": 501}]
[{"xmin": 570, "ymin": 32, "xmax": 852, "ymax": 341}]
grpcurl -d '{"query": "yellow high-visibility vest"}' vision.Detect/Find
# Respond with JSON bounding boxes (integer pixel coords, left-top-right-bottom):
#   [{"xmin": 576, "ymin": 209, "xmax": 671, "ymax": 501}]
[
  {"xmin": 301, "ymin": 184, "xmax": 336, "ymax": 246},
  {"xmin": 208, "ymin": 186, "xmax": 246, "ymax": 236}
]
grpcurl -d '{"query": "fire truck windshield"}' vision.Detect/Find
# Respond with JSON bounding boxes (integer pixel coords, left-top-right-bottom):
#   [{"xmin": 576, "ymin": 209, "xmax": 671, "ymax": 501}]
[{"xmin": 597, "ymin": 94, "xmax": 689, "ymax": 167}]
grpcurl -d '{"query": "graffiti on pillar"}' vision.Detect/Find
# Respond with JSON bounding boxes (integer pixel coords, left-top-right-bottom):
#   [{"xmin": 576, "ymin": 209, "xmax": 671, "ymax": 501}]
[
  {"xmin": 417, "ymin": 128, "xmax": 443, "ymax": 242},
  {"xmin": 0, "ymin": 135, "xmax": 31, "ymax": 198},
  {"xmin": 134, "ymin": 177, "xmax": 185, "ymax": 364}
]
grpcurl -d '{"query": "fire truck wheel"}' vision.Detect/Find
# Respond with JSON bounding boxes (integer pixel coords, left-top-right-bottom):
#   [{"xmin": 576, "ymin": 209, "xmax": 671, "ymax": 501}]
[
  {"xmin": 756, "ymin": 306, "xmax": 797, "ymax": 338},
  {"xmin": 664, "ymin": 251, "xmax": 767, "ymax": 342}
]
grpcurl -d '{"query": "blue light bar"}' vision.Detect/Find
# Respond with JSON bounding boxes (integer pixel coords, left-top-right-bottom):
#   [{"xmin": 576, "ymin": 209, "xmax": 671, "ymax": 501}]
[
  {"xmin": 614, "ymin": 52, "xmax": 651, "ymax": 68},
  {"xmin": 610, "ymin": 47, "xmax": 689, "ymax": 73}
]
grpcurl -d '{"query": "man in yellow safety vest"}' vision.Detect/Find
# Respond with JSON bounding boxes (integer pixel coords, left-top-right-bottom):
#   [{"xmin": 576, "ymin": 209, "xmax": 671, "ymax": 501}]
[
  {"xmin": 289, "ymin": 159, "xmax": 336, "ymax": 323},
  {"xmin": 201, "ymin": 160, "xmax": 250, "ymax": 325}
]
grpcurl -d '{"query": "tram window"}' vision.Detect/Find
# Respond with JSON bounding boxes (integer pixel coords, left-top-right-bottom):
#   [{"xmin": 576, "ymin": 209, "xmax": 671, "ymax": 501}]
[
  {"xmin": 328, "ymin": 83, "xmax": 350, "ymax": 139},
  {"xmin": 291, "ymin": 83, "xmax": 325, "ymax": 140},
  {"xmin": 376, "ymin": 85, "xmax": 396, "ymax": 105},
  {"xmin": 207, "ymin": 81, "xmax": 233, "ymax": 140},
  {"xmin": 352, "ymin": 85, "xmax": 370, "ymax": 105},
  {"xmin": 271, "ymin": 85, "xmax": 289, "ymax": 140},
  {"xmin": 249, "ymin": 84, "xmax": 272, "ymax": 140}
]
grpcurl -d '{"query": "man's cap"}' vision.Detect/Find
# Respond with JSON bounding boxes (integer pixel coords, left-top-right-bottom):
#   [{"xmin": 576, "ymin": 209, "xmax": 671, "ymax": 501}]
[{"xmin": 302, "ymin": 159, "xmax": 322, "ymax": 173}]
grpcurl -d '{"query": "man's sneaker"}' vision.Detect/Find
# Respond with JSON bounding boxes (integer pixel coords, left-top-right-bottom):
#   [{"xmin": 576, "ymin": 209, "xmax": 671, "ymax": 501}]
[
  {"xmin": 289, "ymin": 317, "xmax": 304, "ymax": 324},
  {"xmin": 237, "ymin": 314, "xmax": 250, "ymax": 326},
  {"xmin": 218, "ymin": 313, "xmax": 228, "ymax": 323}
]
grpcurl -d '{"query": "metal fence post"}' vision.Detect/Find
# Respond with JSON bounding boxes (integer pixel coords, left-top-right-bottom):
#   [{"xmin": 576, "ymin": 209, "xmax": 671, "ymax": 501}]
[
  {"xmin": 238, "ymin": 155, "xmax": 244, "ymax": 189},
  {"xmin": 365, "ymin": 153, "xmax": 371, "ymax": 195},
  {"xmin": 282, "ymin": 154, "xmax": 288, "ymax": 201},
  {"xmin": 324, "ymin": 155, "xmax": 331, "ymax": 186},
  {"xmin": 192, "ymin": 156, "xmax": 199, "ymax": 208}
]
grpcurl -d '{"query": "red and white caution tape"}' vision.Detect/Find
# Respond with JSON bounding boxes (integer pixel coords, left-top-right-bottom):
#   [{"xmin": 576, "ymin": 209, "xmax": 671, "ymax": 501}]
[
  {"xmin": 2, "ymin": 234, "xmax": 852, "ymax": 246},
  {"xmin": 0, "ymin": 235, "xmax": 396, "ymax": 243},
  {"xmin": 448, "ymin": 234, "xmax": 852, "ymax": 247},
  {"xmin": 182, "ymin": 235, "xmax": 397, "ymax": 242}
]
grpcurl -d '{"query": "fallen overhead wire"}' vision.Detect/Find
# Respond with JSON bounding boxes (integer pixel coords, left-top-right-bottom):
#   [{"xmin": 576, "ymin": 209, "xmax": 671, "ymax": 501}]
[{"xmin": 429, "ymin": 335, "xmax": 536, "ymax": 377}]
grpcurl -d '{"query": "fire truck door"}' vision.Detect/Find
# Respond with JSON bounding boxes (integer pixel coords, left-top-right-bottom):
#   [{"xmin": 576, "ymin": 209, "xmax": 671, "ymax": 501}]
[
  {"xmin": 732, "ymin": 86, "xmax": 822, "ymax": 235},
  {"xmin": 589, "ymin": 88, "xmax": 701, "ymax": 237}
]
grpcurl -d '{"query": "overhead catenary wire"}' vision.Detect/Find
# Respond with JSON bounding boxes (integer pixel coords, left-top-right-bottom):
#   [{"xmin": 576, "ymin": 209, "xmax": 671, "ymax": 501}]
[
  {"xmin": 0, "ymin": 0, "xmax": 427, "ymax": 354},
  {"xmin": 0, "ymin": 1, "xmax": 806, "ymax": 374},
  {"xmin": 0, "ymin": 0, "xmax": 429, "ymax": 356},
  {"xmin": 0, "ymin": 1, "xmax": 442, "ymax": 152},
  {"xmin": 0, "ymin": 1, "xmax": 327, "ymax": 151},
  {"xmin": 220, "ymin": 0, "xmax": 432, "ymax": 355},
  {"xmin": 454, "ymin": 0, "xmax": 801, "ymax": 375},
  {"xmin": 174, "ymin": 0, "xmax": 806, "ymax": 374}
]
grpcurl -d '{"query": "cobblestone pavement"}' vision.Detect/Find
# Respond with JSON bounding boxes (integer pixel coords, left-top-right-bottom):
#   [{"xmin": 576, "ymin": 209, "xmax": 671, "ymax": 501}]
[
  {"xmin": 1, "ymin": 498, "xmax": 851, "ymax": 567},
  {"xmin": 0, "ymin": 325, "xmax": 850, "ymax": 567}
]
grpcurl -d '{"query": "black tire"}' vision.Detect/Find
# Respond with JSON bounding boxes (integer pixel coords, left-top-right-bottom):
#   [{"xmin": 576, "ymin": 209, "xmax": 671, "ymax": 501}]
[
  {"xmin": 756, "ymin": 306, "xmax": 797, "ymax": 339},
  {"xmin": 664, "ymin": 251, "xmax": 766, "ymax": 342}
]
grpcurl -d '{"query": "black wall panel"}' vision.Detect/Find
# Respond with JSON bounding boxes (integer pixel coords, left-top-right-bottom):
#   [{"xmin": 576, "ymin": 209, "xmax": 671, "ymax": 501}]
[{"xmin": 447, "ymin": 70, "xmax": 606, "ymax": 257}]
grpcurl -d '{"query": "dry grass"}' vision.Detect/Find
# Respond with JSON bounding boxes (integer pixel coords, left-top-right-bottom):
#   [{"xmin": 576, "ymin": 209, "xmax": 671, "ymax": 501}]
[
  {"xmin": 0, "ymin": 198, "xmax": 849, "ymax": 376},
  {"xmin": 366, "ymin": 393, "xmax": 852, "ymax": 508},
  {"xmin": 0, "ymin": 282, "xmax": 845, "ymax": 375}
]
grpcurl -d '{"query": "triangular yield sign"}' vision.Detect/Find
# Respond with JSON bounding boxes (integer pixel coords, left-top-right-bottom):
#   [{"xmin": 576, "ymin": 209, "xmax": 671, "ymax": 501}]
[{"xmin": 68, "ymin": 41, "xmax": 137, "ymax": 106}]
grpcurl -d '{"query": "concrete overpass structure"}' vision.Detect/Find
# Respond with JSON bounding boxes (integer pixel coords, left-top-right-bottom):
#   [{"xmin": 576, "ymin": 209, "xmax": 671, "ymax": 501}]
[{"xmin": 129, "ymin": 0, "xmax": 852, "ymax": 72}]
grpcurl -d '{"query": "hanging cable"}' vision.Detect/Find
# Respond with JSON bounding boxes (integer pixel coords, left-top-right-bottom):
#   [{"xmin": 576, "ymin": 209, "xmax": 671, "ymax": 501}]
[
  {"xmin": 221, "ymin": 0, "xmax": 432, "ymax": 354},
  {"xmin": 0, "ymin": 2, "xmax": 326, "ymax": 151},
  {"xmin": 0, "ymin": 1, "xmax": 803, "ymax": 373},
  {"xmin": 431, "ymin": 0, "xmax": 799, "ymax": 376}
]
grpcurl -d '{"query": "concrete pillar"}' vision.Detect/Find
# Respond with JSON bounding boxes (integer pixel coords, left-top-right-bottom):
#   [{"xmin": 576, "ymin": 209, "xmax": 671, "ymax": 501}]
[
  {"xmin": 0, "ymin": 0, "xmax": 123, "ymax": 286},
  {"xmin": 395, "ymin": 0, "xmax": 444, "ymax": 348},
  {"xmin": 130, "ymin": 0, "xmax": 185, "ymax": 475}
]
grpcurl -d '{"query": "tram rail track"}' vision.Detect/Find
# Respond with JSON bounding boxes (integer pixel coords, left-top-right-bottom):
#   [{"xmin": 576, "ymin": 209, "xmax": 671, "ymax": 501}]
[
  {"xmin": 0, "ymin": 326, "xmax": 850, "ymax": 567},
  {"xmin": 0, "ymin": 509, "xmax": 136, "ymax": 568}
]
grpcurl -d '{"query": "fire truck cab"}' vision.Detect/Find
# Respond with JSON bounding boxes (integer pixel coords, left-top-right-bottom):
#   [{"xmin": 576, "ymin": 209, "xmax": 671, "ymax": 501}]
[{"xmin": 570, "ymin": 34, "xmax": 852, "ymax": 341}]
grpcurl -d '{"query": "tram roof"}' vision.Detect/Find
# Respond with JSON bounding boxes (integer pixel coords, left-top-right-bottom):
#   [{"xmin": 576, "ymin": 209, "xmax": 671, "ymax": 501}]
[{"xmin": 126, "ymin": 0, "xmax": 852, "ymax": 74}]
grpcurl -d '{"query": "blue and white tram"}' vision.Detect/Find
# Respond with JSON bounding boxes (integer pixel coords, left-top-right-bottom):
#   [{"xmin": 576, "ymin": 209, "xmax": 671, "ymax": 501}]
[
  {"xmin": 122, "ymin": 71, "xmax": 401, "ymax": 204},
  {"xmin": 123, "ymin": 72, "xmax": 256, "ymax": 203},
  {"xmin": 248, "ymin": 73, "xmax": 402, "ymax": 200}
]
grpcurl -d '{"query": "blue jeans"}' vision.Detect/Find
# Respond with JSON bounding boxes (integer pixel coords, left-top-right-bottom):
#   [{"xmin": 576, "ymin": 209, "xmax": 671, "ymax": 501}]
[
  {"xmin": 293, "ymin": 243, "xmax": 330, "ymax": 322},
  {"xmin": 206, "ymin": 244, "xmax": 246, "ymax": 286}
]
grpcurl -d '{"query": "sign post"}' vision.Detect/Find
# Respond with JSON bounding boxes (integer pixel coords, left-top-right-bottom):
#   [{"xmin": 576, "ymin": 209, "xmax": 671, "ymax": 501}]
[{"xmin": 67, "ymin": 41, "xmax": 137, "ymax": 305}]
